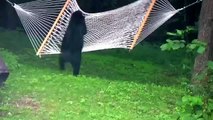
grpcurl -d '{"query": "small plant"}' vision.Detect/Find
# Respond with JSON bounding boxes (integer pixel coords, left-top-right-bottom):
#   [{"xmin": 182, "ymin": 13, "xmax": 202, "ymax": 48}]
[
  {"xmin": 208, "ymin": 61, "xmax": 213, "ymax": 71},
  {"xmin": 161, "ymin": 26, "xmax": 213, "ymax": 119},
  {"xmin": 0, "ymin": 48, "xmax": 21, "ymax": 71},
  {"xmin": 186, "ymin": 39, "xmax": 207, "ymax": 54},
  {"xmin": 177, "ymin": 95, "xmax": 203, "ymax": 120},
  {"xmin": 177, "ymin": 95, "xmax": 213, "ymax": 120},
  {"xmin": 160, "ymin": 39, "xmax": 185, "ymax": 51},
  {"xmin": 160, "ymin": 26, "xmax": 205, "ymax": 55}
]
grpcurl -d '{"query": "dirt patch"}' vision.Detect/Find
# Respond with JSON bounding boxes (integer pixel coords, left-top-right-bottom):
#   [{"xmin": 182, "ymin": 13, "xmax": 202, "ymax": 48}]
[{"xmin": 15, "ymin": 96, "xmax": 40, "ymax": 111}]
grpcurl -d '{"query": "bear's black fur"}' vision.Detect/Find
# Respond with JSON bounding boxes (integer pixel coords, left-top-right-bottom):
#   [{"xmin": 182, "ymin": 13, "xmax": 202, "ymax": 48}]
[
  {"xmin": 0, "ymin": 58, "xmax": 9, "ymax": 86},
  {"xmin": 59, "ymin": 10, "xmax": 87, "ymax": 76}
]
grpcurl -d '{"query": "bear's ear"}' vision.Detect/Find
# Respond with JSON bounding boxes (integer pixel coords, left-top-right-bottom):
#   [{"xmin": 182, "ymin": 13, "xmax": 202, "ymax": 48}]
[{"xmin": 75, "ymin": 11, "xmax": 83, "ymax": 18}]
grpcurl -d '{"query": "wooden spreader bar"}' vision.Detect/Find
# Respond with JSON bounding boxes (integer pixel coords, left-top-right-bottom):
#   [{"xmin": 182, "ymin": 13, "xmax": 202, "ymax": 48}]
[
  {"xmin": 36, "ymin": 0, "xmax": 72, "ymax": 56},
  {"xmin": 130, "ymin": 0, "xmax": 157, "ymax": 50}
]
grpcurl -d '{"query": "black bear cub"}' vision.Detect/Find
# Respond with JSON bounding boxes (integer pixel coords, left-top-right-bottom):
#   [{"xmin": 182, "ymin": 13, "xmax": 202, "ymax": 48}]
[{"xmin": 59, "ymin": 10, "xmax": 87, "ymax": 76}]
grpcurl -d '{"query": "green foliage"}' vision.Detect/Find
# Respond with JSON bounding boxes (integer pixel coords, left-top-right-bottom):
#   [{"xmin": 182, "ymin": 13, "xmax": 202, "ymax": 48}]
[
  {"xmin": 0, "ymin": 48, "xmax": 21, "ymax": 70},
  {"xmin": 167, "ymin": 29, "xmax": 185, "ymax": 39},
  {"xmin": 160, "ymin": 39, "xmax": 185, "ymax": 51},
  {"xmin": 177, "ymin": 95, "xmax": 204, "ymax": 120},
  {"xmin": 207, "ymin": 61, "xmax": 213, "ymax": 71},
  {"xmin": 161, "ymin": 26, "xmax": 213, "ymax": 119},
  {"xmin": 207, "ymin": 99, "xmax": 213, "ymax": 115},
  {"xmin": 187, "ymin": 39, "xmax": 207, "ymax": 54},
  {"xmin": 160, "ymin": 27, "xmax": 198, "ymax": 77},
  {"xmin": 182, "ymin": 95, "xmax": 203, "ymax": 107},
  {"xmin": 166, "ymin": 26, "xmax": 197, "ymax": 40},
  {"xmin": 161, "ymin": 28, "xmax": 187, "ymax": 51},
  {"xmin": 161, "ymin": 39, "xmax": 207, "ymax": 55},
  {"xmin": 161, "ymin": 26, "xmax": 206, "ymax": 55},
  {"xmin": 177, "ymin": 95, "xmax": 213, "ymax": 120}
]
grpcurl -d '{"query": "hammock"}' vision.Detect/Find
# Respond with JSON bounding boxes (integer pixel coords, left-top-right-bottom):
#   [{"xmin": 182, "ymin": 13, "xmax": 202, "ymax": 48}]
[{"xmin": 6, "ymin": 0, "xmax": 202, "ymax": 56}]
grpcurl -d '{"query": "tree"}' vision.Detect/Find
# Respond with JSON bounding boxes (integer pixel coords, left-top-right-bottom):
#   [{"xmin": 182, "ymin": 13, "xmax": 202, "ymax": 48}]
[{"xmin": 193, "ymin": 0, "xmax": 213, "ymax": 87}]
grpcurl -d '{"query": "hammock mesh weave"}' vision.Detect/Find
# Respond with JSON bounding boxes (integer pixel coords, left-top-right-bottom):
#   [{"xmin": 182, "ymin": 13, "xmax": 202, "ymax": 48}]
[{"xmin": 11, "ymin": 0, "xmax": 181, "ymax": 56}]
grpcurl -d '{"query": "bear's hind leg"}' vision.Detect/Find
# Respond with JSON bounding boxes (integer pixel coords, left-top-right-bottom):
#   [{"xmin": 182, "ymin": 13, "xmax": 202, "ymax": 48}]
[{"xmin": 70, "ymin": 52, "xmax": 81, "ymax": 76}]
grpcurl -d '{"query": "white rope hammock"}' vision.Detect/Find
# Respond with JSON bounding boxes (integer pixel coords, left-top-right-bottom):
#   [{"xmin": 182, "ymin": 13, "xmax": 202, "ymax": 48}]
[{"xmin": 6, "ymin": 0, "xmax": 202, "ymax": 56}]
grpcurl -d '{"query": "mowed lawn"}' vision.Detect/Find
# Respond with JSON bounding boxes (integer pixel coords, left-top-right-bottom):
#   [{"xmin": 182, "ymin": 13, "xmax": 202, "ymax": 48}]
[{"xmin": 0, "ymin": 29, "xmax": 192, "ymax": 120}]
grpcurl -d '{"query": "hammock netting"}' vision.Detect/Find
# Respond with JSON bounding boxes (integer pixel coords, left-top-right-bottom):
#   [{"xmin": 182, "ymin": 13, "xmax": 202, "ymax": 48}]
[{"xmin": 8, "ymin": 0, "xmax": 201, "ymax": 56}]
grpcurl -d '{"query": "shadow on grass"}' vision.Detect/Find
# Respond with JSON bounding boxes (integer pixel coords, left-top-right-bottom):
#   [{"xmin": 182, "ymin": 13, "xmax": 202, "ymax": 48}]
[{"xmin": 13, "ymin": 48, "xmax": 187, "ymax": 87}]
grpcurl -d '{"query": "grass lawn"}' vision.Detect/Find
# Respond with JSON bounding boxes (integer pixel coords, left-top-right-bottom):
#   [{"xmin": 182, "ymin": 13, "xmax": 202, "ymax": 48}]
[{"xmin": 0, "ymin": 29, "xmax": 193, "ymax": 119}]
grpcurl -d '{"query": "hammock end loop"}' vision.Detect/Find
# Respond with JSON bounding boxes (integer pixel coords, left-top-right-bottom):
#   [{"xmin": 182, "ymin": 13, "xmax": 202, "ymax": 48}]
[
  {"xmin": 178, "ymin": 0, "xmax": 202, "ymax": 12},
  {"xmin": 6, "ymin": 0, "xmax": 15, "ymax": 6}
]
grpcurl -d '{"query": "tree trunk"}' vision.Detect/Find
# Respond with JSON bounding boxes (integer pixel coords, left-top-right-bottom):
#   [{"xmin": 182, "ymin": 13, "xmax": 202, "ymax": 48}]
[{"xmin": 192, "ymin": 0, "xmax": 213, "ymax": 92}]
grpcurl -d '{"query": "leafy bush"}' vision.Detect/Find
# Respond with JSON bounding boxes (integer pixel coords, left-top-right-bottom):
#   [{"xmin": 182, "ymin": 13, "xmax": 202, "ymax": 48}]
[
  {"xmin": 161, "ymin": 26, "xmax": 213, "ymax": 119},
  {"xmin": 161, "ymin": 39, "xmax": 185, "ymax": 51},
  {"xmin": 0, "ymin": 48, "xmax": 21, "ymax": 71},
  {"xmin": 177, "ymin": 95, "xmax": 213, "ymax": 120},
  {"xmin": 160, "ymin": 26, "xmax": 206, "ymax": 55}
]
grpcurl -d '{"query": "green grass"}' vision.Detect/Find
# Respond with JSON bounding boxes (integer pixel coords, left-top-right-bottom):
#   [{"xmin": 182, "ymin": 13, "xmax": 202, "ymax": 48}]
[{"xmin": 0, "ymin": 29, "xmax": 192, "ymax": 119}]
